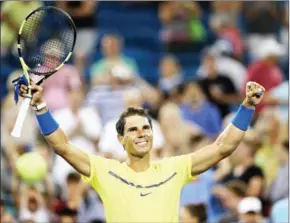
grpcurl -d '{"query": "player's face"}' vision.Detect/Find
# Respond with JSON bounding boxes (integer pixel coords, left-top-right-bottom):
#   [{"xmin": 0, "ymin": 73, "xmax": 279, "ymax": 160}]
[{"xmin": 119, "ymin": 115, "xmax": 153, "ymax": 157}]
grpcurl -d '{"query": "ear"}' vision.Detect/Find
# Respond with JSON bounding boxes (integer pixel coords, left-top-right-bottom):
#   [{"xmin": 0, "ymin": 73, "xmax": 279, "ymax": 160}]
[{"xmin": 117, "ymin": 135, "xmax": 124, "ymax": 145}]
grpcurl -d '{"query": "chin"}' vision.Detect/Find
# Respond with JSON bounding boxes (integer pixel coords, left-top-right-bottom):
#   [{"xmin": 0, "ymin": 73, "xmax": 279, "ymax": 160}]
[{"xmin": 132, "ymin": 146, "xmax": 152, "ymax": 157}]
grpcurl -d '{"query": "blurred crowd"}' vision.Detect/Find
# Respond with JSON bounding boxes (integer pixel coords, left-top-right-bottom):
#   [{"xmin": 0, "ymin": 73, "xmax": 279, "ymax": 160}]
[{"xmin": 1, "ymin": 1, "xmax": 289, "ymax": 223}]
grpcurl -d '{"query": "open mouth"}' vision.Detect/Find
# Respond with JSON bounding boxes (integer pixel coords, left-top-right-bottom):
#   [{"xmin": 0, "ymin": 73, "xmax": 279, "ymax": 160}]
[{"xmin": 135, "ymin": 140, "xmax": 148, "ymax": 146}]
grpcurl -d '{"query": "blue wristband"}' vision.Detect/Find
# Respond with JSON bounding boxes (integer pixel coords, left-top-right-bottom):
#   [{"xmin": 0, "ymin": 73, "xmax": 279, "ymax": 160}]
[
  {"xmin": 231, "ymin": 105, "xmax": 255, "ymax": 131},
  {"xmin": 36, "ymin": 110, "xmax": 59, "ymax": 135}
]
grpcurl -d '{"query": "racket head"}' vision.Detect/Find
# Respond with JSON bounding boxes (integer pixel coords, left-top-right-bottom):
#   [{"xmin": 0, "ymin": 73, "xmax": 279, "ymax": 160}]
[{"xmin": 17, "ymin": 6, "xmax": 77, "ymax": 77}]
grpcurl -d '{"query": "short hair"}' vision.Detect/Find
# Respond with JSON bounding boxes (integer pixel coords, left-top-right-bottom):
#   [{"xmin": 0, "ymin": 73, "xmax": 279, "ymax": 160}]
[
  {"xmin": 66, "ymin": 172, "xmax": 81, "ymax": 184},
  {"xmin": 116, "ymin": 107, "xmax": 152, "ymax": 136},
  {"xmin": 225, "ymin": 180, "xmax": 247, "ymax": 198},
  {"xmin": 103, "ymin": 33, "xmax": 123, "ymax": 46},
  {"xmin": 185, "ymin": 203, "xmax": 207, "ymax": 223}
]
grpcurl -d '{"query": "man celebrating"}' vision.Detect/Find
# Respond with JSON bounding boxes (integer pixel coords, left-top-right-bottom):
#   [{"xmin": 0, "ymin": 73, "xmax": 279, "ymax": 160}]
[{"xmin": 19, "ymin": 80, "xmax": 265, "ymax": 223}]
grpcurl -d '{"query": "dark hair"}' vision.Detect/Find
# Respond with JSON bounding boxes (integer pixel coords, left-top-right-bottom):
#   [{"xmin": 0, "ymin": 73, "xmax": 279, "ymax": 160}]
[
  {"xmin": 225, "ymin": 180, "xmax": 247, "ymax": 198},
  {"xmin": 66, "ymin": 172, "xmax": 81, "ymax": 183},
  {"xmin": 185, "ymin": 203, "xmax": 207, "ymax": 223},
  {"xmin": 116, "ymin": 107, "xmax": 152, "ymax": 136}
]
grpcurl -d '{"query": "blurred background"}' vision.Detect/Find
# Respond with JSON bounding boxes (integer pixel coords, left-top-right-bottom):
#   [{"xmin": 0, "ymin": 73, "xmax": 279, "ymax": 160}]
[{"xmin": 1, "ymin": 1, "xmax": 289, "ymax": 223}]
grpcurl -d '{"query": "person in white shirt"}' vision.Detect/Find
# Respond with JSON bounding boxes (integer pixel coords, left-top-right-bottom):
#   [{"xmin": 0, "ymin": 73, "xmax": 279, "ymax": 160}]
[
  {"xmin": 98, "ymin": 88, "xmax": 165, "ymax": 160},
  {"xmin": 18, "ymin": 185, "xmax": 50, "ymax": 223}
]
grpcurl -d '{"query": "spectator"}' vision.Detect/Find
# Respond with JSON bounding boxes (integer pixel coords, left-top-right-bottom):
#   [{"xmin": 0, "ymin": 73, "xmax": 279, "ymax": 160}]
[
  {"xmin": 55, "ymin": 172, "xmax": 87, "ymax": 218},
  {"xmin": 31, "ymin": 62, "xmax": 83, "ymax": 113},
  {"xmin": 243, "ymin": 2, "xmax": 280, "ymax": 59},
  {"xmin": 90, "ymin": 33, "xmax": 138, "ymax": 85},
  {"xmin": 254, "ymin": 108, "xmax": 281, "ymax": 188},
  {"xmin": 213, "ymin": 180, "xmax": 247, "ymax": 223},
  {"xmin": 180, "ymin": 169, "xmax": 214, "ymax": 205},
  {"xmin": 203, "ymin": 40, "xmax": 247, "ymax": 91},
  {"xmin": 159, "ymin": 1, "xmax": 206, "ymax": 52},
  {"xmin": 77, "ymin": 188, "xmax": 105, "ymax": 223},
  {"xmin": 180, "ymin": 81, "xmax": 222, "ymax": 138},
  {"xmin": 0, "ymin": 199, "xmax": 16, "ymax": 223},
  {"xmin": 54, "ymin": 200, "xmax": 78, "ymax": 223},
  {"xmin": 197, "ymin": 50, "xmax": 239, "ymax": 118},
  {"xmin": 86, "ymin": 65, "xmax": 160, "ymax": 125},
  {"xmin": 210, "ymin": 1, "xmax": 242, "ymax": 26},
  {"xmin": 56, "ymin": 1, "xmax": 98, "ymax": 74},
  {"xmin": 267, "ymin": 139, "xmax": 289, "ymax": 204},
  {"xmin": 159, "ymin": 102, "xmax": 196, "ymax": 156},
  {"xmin": 271, "ymin": 197, "xmax": 289, "ymax": 223},
  {"xmin": 159, "ymin": 55, "xmax": 184, "ymax": 99},
  {"xmin": 230, "ymin": 140, "xmax": 265, "ymax": 198},
  {"xmin": 263, "ymin": 81, "xmax": 289, "ymax": 124},
  {"xmin": 98, "ymin": 88, "xmax": 165, "ymax": 161},
  {"xmin": 180, "ymin": 203, "xmax": 207, "ymax": 223},
  {"xmin": 237, "ymin": 197, "xmax": 267, "ymax": 223},
  {"xmin": 209, "ymin": 11, "xmax": 244, "ymax": 60},
  {"xmin": 1, "ymin": 1, "xmax": 42, "ymax": 57},
  {"xmin": 242, "ymin": 38, "xmax": 284, "ymax": 118},
  {"xmin": 52, "ymin": 87, "xmax": 102, "ymax": 186},
  {"xmin": 18, "ymin": 185, "xmax": 51, "ymax": 223}
]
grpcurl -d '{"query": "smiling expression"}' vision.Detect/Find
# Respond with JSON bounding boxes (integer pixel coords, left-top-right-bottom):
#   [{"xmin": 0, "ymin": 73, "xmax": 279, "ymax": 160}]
[{"xmin": 118, "ymin": 115, "xmax": 153, "ymax": 157}]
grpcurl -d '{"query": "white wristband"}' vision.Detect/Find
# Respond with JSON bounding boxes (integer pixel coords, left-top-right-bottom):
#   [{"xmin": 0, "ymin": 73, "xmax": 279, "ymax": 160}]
[{"xmin": 31, "ymin": 101, "xmax": 47, "ymax": 111}]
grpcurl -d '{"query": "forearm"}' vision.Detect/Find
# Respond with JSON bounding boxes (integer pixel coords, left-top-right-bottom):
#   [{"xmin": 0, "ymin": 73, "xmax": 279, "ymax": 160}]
[
  {"xmin": 35, "ymin": 107, "xmax": 69, "ymax": 156},
  {"xmin": 190, "ymin": 100, "xmax": 255, "ymax": 175},
  {"xmin": 216, "ymin": 100, "xmax": 255, "ymax": 156}
]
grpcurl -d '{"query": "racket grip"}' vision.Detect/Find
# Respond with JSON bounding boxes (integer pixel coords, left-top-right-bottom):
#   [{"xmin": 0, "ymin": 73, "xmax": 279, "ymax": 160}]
[{"xmin": 11, "ymin": 97, "xmax": 31, "ymax": 138}]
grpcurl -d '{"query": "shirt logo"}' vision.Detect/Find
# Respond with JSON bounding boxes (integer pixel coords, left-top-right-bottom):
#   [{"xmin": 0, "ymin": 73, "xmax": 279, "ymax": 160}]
[{"xmin": 140, "ymin": 192, "xmax": 152, "ymax": 197}]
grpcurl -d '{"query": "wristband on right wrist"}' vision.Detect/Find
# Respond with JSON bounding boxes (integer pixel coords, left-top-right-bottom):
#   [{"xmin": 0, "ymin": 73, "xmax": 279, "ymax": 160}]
[
  {"xmin": 36, "ymin": 110, "xmax": 59, "ymax": 135},
  {"xmin": 231, "ymin": 105, "xmax": 255, "ymax": 131}
]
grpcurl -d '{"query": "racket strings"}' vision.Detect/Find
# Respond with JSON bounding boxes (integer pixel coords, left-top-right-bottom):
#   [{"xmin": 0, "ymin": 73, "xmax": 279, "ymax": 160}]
[{"xmin": 20, "ymin": 8, "xmax": 75, "ymax": 75}]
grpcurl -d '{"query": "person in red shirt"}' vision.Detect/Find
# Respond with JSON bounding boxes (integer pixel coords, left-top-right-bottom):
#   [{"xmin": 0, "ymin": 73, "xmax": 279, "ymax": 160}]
[{"xmin": 242, "ymin": 38, "xmax": 284, "ymax": 117}]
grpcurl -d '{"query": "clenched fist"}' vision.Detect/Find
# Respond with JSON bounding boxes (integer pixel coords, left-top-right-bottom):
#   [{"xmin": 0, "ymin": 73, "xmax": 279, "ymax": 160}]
[
  {"xmin": 243, "ymin": 81, "xmax": 265, "ymax": 108},
  {"xmin": 19, "ymin": 80, "xmax": 45, "ymax": 107}
]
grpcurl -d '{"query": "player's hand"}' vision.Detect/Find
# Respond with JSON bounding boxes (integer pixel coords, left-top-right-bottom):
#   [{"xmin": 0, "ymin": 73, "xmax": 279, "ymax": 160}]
[
  {"xmin": 243, "ymin": 81, "xmax": 265, "ymax": 108},
  {"xmin": 19, "ymin": 80, "xmax": 45, "ymax": 107}
]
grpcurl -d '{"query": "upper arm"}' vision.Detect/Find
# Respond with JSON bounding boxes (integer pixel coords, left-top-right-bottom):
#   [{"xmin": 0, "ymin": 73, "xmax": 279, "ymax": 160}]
[
  {"xmin": 168, "ymin": 155, "xmax": 196, "ymax": 187},
  {"xmin": 44, "ymin": 128, "xmax": 91, "ymax": 177},
  {"xmin": 61, "ymin": 143, "xmax": 91, "ymax": 177},
  {"xmin": 190, "ymin": 143, "xmax": 223, "ymax": 176},
  {"xmin": 190, "ymin": 123, "xmax": 245, "ymax": 176}
]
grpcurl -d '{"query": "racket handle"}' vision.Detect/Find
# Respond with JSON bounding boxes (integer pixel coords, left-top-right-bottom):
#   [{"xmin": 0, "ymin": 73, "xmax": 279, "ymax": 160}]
[{"xmin": 11, "ymin": 97, "xmax": 31, "ymax": 138}]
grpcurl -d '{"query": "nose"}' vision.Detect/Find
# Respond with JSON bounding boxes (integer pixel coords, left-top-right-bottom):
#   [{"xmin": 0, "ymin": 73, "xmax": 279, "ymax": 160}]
[{"xmin": 137, "ymin": 129, "xmax": 144, "ymax": 137}]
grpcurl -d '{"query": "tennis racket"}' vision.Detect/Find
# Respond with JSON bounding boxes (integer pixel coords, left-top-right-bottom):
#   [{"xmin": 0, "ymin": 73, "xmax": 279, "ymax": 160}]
[{"xmin": 11, "ymin": 6, "xmax": 77, "ymax": 137}]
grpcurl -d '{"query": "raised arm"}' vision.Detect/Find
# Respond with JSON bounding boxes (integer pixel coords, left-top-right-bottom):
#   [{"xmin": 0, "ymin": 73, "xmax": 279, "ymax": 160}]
[
  {"xmin": 190, "ymin": 82, "xmax": 265, "ymax": 176},
  {"xmin": 19, "ymin": 81, "xmax": 90, "ymax": 177}
]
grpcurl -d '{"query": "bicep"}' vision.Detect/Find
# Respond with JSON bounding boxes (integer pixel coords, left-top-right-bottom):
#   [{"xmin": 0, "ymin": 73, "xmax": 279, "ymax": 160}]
[
  {"xmin": 190, "ymin": 143, "xmax": 223, "ymax": 176},
  {"xmin": 44, "ymin": 128, "xmax": 91, "ymax": 177},
  {"xmin": 61, "ymin": 143, "xmax": 91, "ymax": 177}
]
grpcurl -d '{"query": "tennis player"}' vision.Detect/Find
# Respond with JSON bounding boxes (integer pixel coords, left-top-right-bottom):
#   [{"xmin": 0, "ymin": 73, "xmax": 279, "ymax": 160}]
[{"xmin": 19, "ymin": 80, "xmax": 265, "ymax": 223}]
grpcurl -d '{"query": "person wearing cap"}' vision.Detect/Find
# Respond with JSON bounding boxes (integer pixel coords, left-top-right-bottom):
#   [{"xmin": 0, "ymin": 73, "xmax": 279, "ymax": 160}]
[{"xmin": 237, "ymin": 197, "xmax": 267, "ymax": 223}]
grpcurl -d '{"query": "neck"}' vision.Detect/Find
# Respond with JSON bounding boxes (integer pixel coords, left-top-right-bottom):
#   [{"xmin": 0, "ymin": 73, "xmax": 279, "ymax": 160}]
[
  {"xmin": 107, "ymin": 55, "xmax": 119, "ymax": 60},
  {"xmin": 126, "ymin": 153, "xmax": 151, "ymax": 172}
]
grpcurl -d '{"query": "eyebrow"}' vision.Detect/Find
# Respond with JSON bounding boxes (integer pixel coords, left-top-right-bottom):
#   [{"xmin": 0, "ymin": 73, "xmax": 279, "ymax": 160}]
[{"xmin": 127, "ymin": 124, "xmax": 151, "ymax": 132}]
